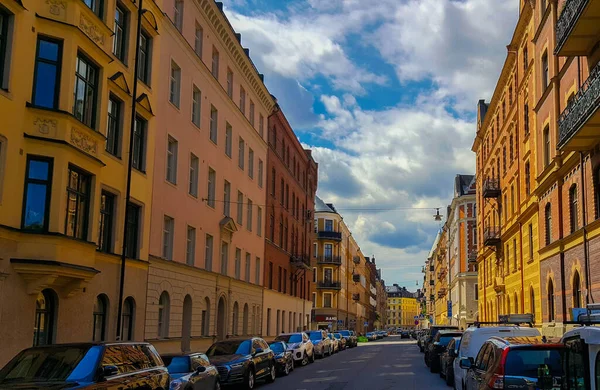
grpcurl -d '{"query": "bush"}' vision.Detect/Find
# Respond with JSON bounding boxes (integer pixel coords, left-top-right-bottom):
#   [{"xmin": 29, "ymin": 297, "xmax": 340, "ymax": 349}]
[{"xmin": 357, "ymin": 336, "xmax": 369, "ymax": 343}]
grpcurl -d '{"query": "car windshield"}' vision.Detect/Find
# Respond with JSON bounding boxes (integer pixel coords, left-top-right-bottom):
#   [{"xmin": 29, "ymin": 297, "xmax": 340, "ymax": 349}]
[
  {"xmin": 269, "ymin": 343, "xmax": 285, "ymax": 353},
  {"xmin": 339, "ymin": 331, "xmax": 350, "ymax": 336},
  {"xmin": 0, "ymin": 346, "xmax": 95, "ymax": 383},
  {"xmin": 309, "ymin": 332, "xmax": 323, "ymax": 341},
  {"xmin": 504, "ymin": 348, "xmax": 563, "ymax": 378},
  {"xmin": 206, "ymin": 340, "xmax": 251, "ymax": 357},
  {"xmin": 334, "ymin": 334, "xmax": 341, "ymax": 339},
  {"xmin": 162, "ymin": 356, "xmax": 189, "ymax": 374},
  {"xmin": 275, "ymin": 334, "xmax": 302, "ymax": 343}
]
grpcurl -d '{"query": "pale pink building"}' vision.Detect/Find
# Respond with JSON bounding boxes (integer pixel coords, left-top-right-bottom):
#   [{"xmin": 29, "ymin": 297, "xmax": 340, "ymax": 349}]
[{"xmin": 146, "ymin": 0, "xmax": 275, "ymax": 353}]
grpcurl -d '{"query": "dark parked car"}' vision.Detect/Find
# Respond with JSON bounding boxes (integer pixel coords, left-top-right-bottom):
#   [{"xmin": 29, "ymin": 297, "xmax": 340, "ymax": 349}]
[
  {"xmin": 268, "ymin": 342, "xmax": 294, "ymax": 376},
  {"xmin": 426, "ymin": 330, "xmax": 463, "ymax": 373},
  {"xmin": 0, "ymin": 342, "xmax": 169, "ymax": 389},
  {"xmin": 459, "ymin": 336, "xmax": 564, "ymax": 390},
  {"xmin": 439, "ymin": 336, "xmax": 461, "ymax": 386},
  {"xmin": 423, "ymin": 325, "xmax": 459, "ymax": 355},
  {"xmin": 162, "ymin": 352, "xmax": 220, "ymax": 390},
  {"xmin": 206, "ymin": 337, "xmax": 276, "ymax": 389},
  {"xmin": 338, "ymin": 330, "xmax": 357, "ymax": 348},
  {"xmin": 400, "ymin": 330, "xmax": 410, "ymax": 339}
]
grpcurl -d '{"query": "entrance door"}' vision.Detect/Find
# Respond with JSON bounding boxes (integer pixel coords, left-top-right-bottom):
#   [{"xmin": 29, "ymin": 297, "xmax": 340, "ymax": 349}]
[{"xmin": 217, "ymin": 297, "xmax": 226, "ymax": 340}]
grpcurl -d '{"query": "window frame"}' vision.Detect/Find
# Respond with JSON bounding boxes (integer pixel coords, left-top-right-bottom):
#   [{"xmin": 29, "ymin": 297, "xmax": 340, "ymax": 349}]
[
  {"xmin": 125, "ymin": 202, "xmax": 140, "ymax": 259},
  {"xmin": 166, "ymin": 135, "xmax": 178, "ymax": 184},
  {"xmin": 21, "ymin": 155, "xmax": 54, "ymax": 232},
  {"xmin": 92, "ymin": 294, "xmax": 108, "ymax": 341},
  {"xmin": 112, "ymin": 3, "xmax": 128, "ymax": 62},
  {"xmin": 189, "ymin": 153, "xmax": 199, "ymax": 197},
  {"xmin": 240, "ymin": 87, "xmax": 246, "ymax": 114},
  {"xmin": 64, "ymin": 165, "xmax": 91, "ymax": 240},
  {"xmin": 238, "ymin": 137, "xmax": 245, "ymax": 170},
  {"xmin": 106, "ymin": 95, "xmax": 123, "ymax": 157},
  {"xmin": 98, "ymin": 190, "xmax": 115, "ymax": 253},
  {"xmin": 223, "ymin": 180, "xmax": 231, "ymax": 217},
  {"xmin": 169, "ymin": 60, "xmax": 181, "ymax": 107},
  {"xmin": 162, "ymin": 215, "xmax": 174, "ymax": 260},
  {"xmin": 207, "ymin": 167, "xmax": 216, "ymax": 208},
  {"xmin": 173, "ymin": 0, "xmax": 184, "ymax": 31},
  {"xmin": 211, "ymin": 46, "xmax": 219, "ymax": 78},
  {"xmin": 258, "ymin": 159, "xmax": 263, "ymax": 188},
  {"xmin": 83, "ymin": 0, "xmax": 104, "ymax": 19},
  {"xmin": 225, "ymin": 123, "xmax": 232, "ymax": 157},
  {"xmin": 73, "ymin": 52, "xmax": 99, "ymax": 129},
  {"xmin": 248, "ymin": 148, "xmax": 254, "ymax": 179},
  {"xmin": 32, "ymin": 36, "xmax": 63, "ymax": 109},
  {"xmin": 132, "ymin": 116, "xmax": 147, "ymax": 171},
  {"xmin": 138, "ymin": 30, "xmax": 151, "ymax": 85},
  {"xmin": 186, "ymin": 225, "xmax": 196, "ymax": 266},
  {"xmin": 194, "ymin": 23, "xmax": 203, "ymax": 57},
  {"xmin": 192, "ymin": 86, "xmax": 201, "ymax": 127},
  {"xmin": 210, "ymin": 105, "xmax": 218, "ymax": 144}
]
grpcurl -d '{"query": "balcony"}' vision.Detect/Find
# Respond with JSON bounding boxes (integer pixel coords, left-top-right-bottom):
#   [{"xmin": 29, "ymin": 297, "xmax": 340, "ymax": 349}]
[
  {"xmin": 429, "ymin": 265, "xmax": 434, "ymax": 272},
  {"xmin": 352, "ymin": 274, "xmax": 361, "ymax": 283},
  {"xmin": 484, "ymin": 226, "xmax": 501, "ymax": 247},
  {"xmin": 437, "ymin": 268, "xmax": 447, "ymax": 280},
  {"xmin": 353, "ymin": 256, "xmax": 361, "ymax": 264},
  {"xmin": 430, "ymin": 294, "xmax": 435, "ymax": 301},
  {"xmin": 437, "ymin": 288, "xmax": 447, "ymax": 298},
  {"xmin": 290, "ymin": 255, "xmax": 310, "ymax": 269},
  {"xmin": 317, "ymin": 231, "xmax": 342, "ymax": 241},
  {"xmin": 558, "ymin": 61, "xmax": 600, "ymax": 151},
  {"xmin": 317, "ymin": 281, "xmax": 342, "ymax": 290},
  {"xmin": 429, "ymin": 280, "xmax": 434, "ymax": 286},
  {"xmin": 482, "ymin": 178, "xmax": 501, "ymax": 198},
  {"xmin": 352, "ymin": 293, "xmax": 360, "ymax": 301},
  {"xmin": 468, "ymin": 250, "xmax": 478, "ymax": 264},
  {"xmin": 317, "ymin": 256, "xmax": 342, "ymax": 265},
  {"xmin": 555, "ymin": 0, "xmax": 600, "ymax": 57},
  {"xmin": 494, "ymin": 277, "xmax": 505, "ymax": 293}
]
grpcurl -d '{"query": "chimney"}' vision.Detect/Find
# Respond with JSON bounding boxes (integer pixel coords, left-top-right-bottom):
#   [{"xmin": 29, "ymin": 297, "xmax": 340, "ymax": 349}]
[{"xmin": 235, "ymin": 33, "xmax": 241, "ymax": 43}]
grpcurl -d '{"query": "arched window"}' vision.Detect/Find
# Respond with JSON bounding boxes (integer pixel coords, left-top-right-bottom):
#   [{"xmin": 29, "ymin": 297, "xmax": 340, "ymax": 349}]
[
  {"xmin": 545, "ymin": 204, "xmax": 552, "ymax": 245},
  {"xmin": 182, "ymin": 295, "xmax": 193, "ymax": 352},
  {"xmin": 530, "ymin": 287, "xmax": 535, "ymax": 320},
  {"xmin": 543, "ymin": 126, "xmax": 550, "ymax": 167},
  {"xmin": 548, "ymin": 279, "xmax": 555, "ymax": 322},
  {"xmin": 121, "ymin": 297, "xmax": 135, "ymax": 341},
  {"xmin": 243, "ymin": 304, "xmax": 249, "ymax": 335},
  {"xmin": 158, "ymin": 291, "xmax": 170, "ymax": 338},
  {"xmin": 93, "ymin": 294, "xmax": 109, "ymax": 341},
  {"xmin": 573, "ymin": 271, "xmax": 582, "ymax": 309},
  {"xmin": 569, "ymin": 185, "xmax": 578, "ymax": 233},
  {"xmin": 232, "ymin": 302, "xmax": 239, "ymax": 336},
  {"xmin": 34, "ymin": 289, "xmax": 57, "ymax": 346},
  {"xmin": 202, "ymin": 297, "xmax": 210, "ymax": 336},
  {"xmin": 514, "ymin": 292, "xmax": 519, "ymax": 314}
]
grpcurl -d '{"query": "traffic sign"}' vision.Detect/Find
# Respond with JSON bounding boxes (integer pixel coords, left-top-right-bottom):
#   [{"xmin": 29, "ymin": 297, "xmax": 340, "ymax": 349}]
[
  {"xmin": 413, "ymin": 316, "xmax": 419, "ymax": 320},
  {"xmin": 364, "ymin": 321, "xmax": 368, "ymax": 326},
  {"xmin": 447, "ymin": 301, "xmax": 452, "ymax": 318}
]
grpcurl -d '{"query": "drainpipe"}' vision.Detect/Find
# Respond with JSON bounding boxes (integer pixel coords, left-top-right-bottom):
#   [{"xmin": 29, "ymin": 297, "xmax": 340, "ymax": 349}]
[{"xmin": 580, "ymin": 152, "xmax": 592, "ymax": 303}]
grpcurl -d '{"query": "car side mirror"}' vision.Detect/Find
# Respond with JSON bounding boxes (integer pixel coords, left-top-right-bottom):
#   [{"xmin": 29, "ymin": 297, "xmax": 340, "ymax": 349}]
[
  {"xmin": 102, "ymin": 365, "xmax": 119, "ymax": 378},
  {"xmin": 459, "ymin": 357, "xmax": 472, "ymax": 369},
  {"xmin": 196, "ymin": 366, "xmax": 207, "ymax": 374}
]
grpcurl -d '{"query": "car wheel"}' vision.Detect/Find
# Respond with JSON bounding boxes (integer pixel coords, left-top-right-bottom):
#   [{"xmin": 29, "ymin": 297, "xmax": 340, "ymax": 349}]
[
  {"xmin": 301, "ymin": 352, "xmax": 309, "ymax": 366},
  {"xmin": 424, "ymin": 352, "xmax": 430, "ymax": 367},
  {"xmin": 309, "ymin": 351, "xmax": 315, "ymax": 363},
  {"xmin": 214, "ymin": 380, "xmax": 221, "ymax": 390},
  {"xmin": 244, "ymin": 367, "xmax": 255, "ymax": 390},
  {"xmin": 266, "ymin": 362, "xmax": 276, "ymax": 383},
  {"xmin": 291, "ymin": 358, "xmax": 295, "ymax": 371},
  {"xmin": 445, "ymin": 369, "xmax": 453, "ymax": 387},
  {"xmin": 284, "ymin": 360, "xmax": 290, "ymax": 376},
  {"xmin": 439, "ymin": 365, "xmax": 445, "ymax": 378}
]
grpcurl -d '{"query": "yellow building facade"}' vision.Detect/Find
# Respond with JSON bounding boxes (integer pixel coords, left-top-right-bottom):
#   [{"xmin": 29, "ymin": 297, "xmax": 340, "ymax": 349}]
[
  {"xmin": 0, "ymin": 0, "xmax": 162, "ymax": 366},
  {"xmin": 386, "ymin": 287, "xmax": 419, "ymax": 329}
]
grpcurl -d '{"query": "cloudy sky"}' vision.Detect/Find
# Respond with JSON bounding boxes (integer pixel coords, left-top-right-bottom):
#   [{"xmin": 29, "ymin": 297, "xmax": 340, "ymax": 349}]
[{"xmin": 221, "ymin": 0, "xmax": 519, "ymax": 290}]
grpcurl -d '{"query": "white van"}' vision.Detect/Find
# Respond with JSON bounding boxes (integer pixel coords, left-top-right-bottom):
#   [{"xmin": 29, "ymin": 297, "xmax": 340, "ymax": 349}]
[{"xmin": 453, "ymin": 315, "xmax": 540, "ymax": 390}]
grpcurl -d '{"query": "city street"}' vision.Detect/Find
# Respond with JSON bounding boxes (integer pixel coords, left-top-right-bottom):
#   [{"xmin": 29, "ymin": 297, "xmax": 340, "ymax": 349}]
[{"xmin": 262, "ymin": 336, "xmax": 448, "ymax": 390}]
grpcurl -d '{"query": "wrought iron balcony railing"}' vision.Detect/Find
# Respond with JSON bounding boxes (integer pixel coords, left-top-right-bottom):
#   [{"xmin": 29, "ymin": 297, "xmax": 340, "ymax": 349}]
[
  {"xmin": 484, "ymin": 226, "xmax": 501, "ymax": 247},
  {"xmin": 317, "ymin": 281, "xmax": 342, "ymax": 290},
  {"xmin": 317, "ymin": 255, "xmax": 342, "ymax": 265},
  {"xmin": 429, "ymin": 265, "xmax": 434, "ymax": 272},
  {"xmin": 290, "ymin": 255, "xmax": 310, "ymax": 269},
  {"xmin": 483, "ymin": 178, "xmax": 501, "ymax": 198},
  {"xmin": 352, "ymin": 293, "xmax": 360, "ymax": 301},
  {"xmin": 353, "ymin": 256, "xmax": 361, "ymax": 264},
  {"xmin": 429, "ymin": 279, "xmax": 434, "ymax": 286},
  {"xmin": 555, "ymin": 0, "xmax": 589, "ymax": 55},
  {"xmin": 558, "ymin": 61, "xmax": 600, "ymax": 150},
  {"xmin": 352, "ymin": 274, "xmax": 360, "ymax": 283},
  {"xmin": 317, "ymin": 231, "xmax": 342, "ymax": 241},
  {"xmin": 468, "ymin": 250, "xmax": 478, "ymax": 263}
]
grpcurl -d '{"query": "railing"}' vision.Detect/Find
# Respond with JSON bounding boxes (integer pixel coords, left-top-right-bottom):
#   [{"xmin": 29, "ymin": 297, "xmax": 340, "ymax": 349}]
[
  {"xmin": 555, "ymin": 0, "xmax": 588, "ymax": 54},
  {"xmin": 429, "ymin": 265, "xmax": 434, "ymax": 272},
  {"xmin": 484, "ymin": 226, "xmax": 501, "ymax": 246},
  {"xmin": 353, "ymin": 256, "xmax": 361, "ymax": 264},
  {"xmin": 558, "ymin": 61, "xmax": 600, "ymax": 149},
  {"xmin": 317, "ymin": 231, "xmax": 342, "ymax": 241},
  {"xmin": 437, "ymin": 268, "xmax": 447, "ymax": 280},
  {"xmin": 352, "ymin": 293, "xmax": 360, "ymax": 301},
  {"xmin": 483, "ymin": 178, "xmax": 501, "ymax": 198},
  {"xmin": 317, "ymin": 255, "xmax": 342, "ymax": 265},
  {"xmin": 352, "ymin": 274, "xmax": 360, "ymax": 283},
  {"xmin": 290, "ymin": 255, "xmax": 310, "ymax": 268},
  {"xmin": 317, "ymin": 281, "xmax": 342, "ymax": 289},
  {"xmin": 429, "ymin": 280, "xmax": 434, "ymax": 286},
  {"xmin": 468, "ymin": 250, "xmax": 478, "ymax": 263}
]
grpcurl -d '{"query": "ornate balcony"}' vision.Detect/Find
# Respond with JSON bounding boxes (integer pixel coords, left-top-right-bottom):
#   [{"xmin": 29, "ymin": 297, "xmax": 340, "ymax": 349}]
[
  {"xmin": 352, "ymin": 293, "xmax": 360, "ymax": 301},
  {"xmin": 290, "ymin": 255, "xmax": 310, "ymax": 269},
  {"xmin": 484, "ymin": 226, "xmax": 501, "ymax": 247},
  {"xmin": 429, "ymin": 279, "xmax": 434, "ymax": 286},
  {"xmin": 317, "ymin": 231, "xmax": 342, "ymax": 241},
  {"xmin": 429, "ymin": 265, "xmax": 434, "ymax": 272},
  {"xmin": 468, "ymin": 250, "xmax": 478, "ymax": 264},
  {"xmin": 430, "ymin": 294, "xmax": 435, "ymax": 301},
  {"xmin": 437, "ymin": 268, "xmax": 447, "ymax": 280},
  {"xmin": 494, "ymin": 277, "xmax": 505, "ymax": 293},
  {"xmin": 558, "ymin": 61, "xmax": 600, "ymax": 151},
  {"xmin": 353, "ymin": 256, "xmax": 361, "ymax": 264},
  {"xmin": 317, "ymin": 255, "xmax": 342, "ymax": 265},
  {"xmin": 352, "ymin": 274, "xmax": 361, "ymax": 283},
  {"xmin": 317, "ymin": 281, "xmax": 342, "ymax": 290},
  {"xmin": 555, "ymin": 0, "xmax": 600, "ymax": 57},
  {"xmin": 482, "ymin": 178, "xmax": 501, "ymax": 198}
]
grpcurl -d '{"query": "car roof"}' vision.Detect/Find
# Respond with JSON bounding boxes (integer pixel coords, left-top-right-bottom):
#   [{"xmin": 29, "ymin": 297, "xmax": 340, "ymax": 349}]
[
  {"xmin": 432, "ymin": 325, "xmax": 459, "ymax": 329},
  {"xmin": 563, "ymin": 326, "xmax": 600, "ymax": 344},
  {"xmin": 463, "ymin": 325, "xmax": 539, "ymax": 333},
  {"xmin": 21, "ymin": 342, "xmax": 152, "ymax": 349},
  {"xmin": 487, "ymin": 336, "xmax": 562, "ymax": 348},
  {"xmin": 161, "ymin": 352, "xmax": 207, "ymax": 358},
  {"xmin": 438, "ymin": 330, "xmax": 463, "ymax": 335},
  {"xmin": 278, "ymin": 332, "xmax": 304, "ymax": 335}
]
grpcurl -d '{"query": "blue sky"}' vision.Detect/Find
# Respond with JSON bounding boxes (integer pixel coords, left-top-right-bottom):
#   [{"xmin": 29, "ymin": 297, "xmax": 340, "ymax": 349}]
[{"xmin": 221, "ymin": 0, "xmax": 519, "ymax": 290}]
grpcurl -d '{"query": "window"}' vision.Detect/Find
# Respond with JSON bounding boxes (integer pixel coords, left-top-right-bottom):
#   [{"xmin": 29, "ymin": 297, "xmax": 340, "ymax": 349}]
[
  {"xmin": 205, "ymin": 234, "xmax": 213, "ymax": 271},
  {"xmin": 524, "ymin": 103, "xmax": 530, "ymax": 134},
  {"xmin": 225, "ymin": 123, "xmax": 232, "ymax": 157},
  {"xmin": 163, "ymin": 215, "xmax": 174, "ymax": 260},
  {"xmin": 173, "ymin": 0, "xmax": 183, "ymax": 31},
  {"xmin": 106, "ymin": 96, "xmax": 122, "ymax": 156},
  {"xmin": 210, "ymin": 105, "xmax": 218, "ymax": 144},
  {"xmin": 158, "ymin": 291, "xmax": 170, "ymax": 338},
  {"xmin": 237, "ymin": 191, "xmax": 243, "ymax": 225},
  {"xmin": 548, "ymin": 279, "xmax": 555, "ymax": 321},
  {"xmin": 98, "ymin": 191, "xmax": 115, "ymax": 252},
  {"xmin": 235, "ymin": 248, "xmax": 241, "ymax": 279},
  {"xmin": 238, "ymin": 138, "xmax": 245, "ymax": 170},
  {"xmin": 269, "ymin": 212, "xmax": 275, "ymax": 241},
  {"xmin": 207, "ymin": 168, "xmax": 215, "ymax": 208},
  {"xmin": 528, "ymin": 223, "xmax": 534, "ymax": 260},
  {"xmin": 132, "ymin": 116, "xmax": 147, "ymax": 171},
  {"xmin": 192, "ymin": 86, "xmax": 201, "ymax": 126},
  {"xmin": 92, "ymin": 294, "xmax": 108, "ymax": 341},
  {"xmin": 271, "ymin": 168, "xmax": 276, "ymax": 196},
  {"xmin": 34, "ymin": 289, "xmax": 57, "ymax": 346},
  {"xmin": 545, "ymin": 203, "xmax": 552, "ymax": 245},
  {"xmin": 541, "ymin": 52, "xmax": 549, "ymax": 89},
  {"xmin": 257, "ymin": 207, "xmax": 262, "ymax": 237},
  {"xmin": 474, "ymin": 283, "xmax": 478, "ymax": 300},
  {"xmin": 324, "ymin": 293, "xmax": 332, "ymax": 308},
  {"xmin": 73, "ymin": 53, "xmax": 99, "ymax": 129},
  {"xmin": 502, "ymin": 146, "xmax": 507, "ymax": 174},
  {"xmin": 245, "ymin": 253, "xmax": 251, "ymax": 282},
  {"xmin": 65, "ymin": 166, "xmax": 91, "ymax": 240},
  {"xmin": 278, "ymin": 267, "xmax": 282, "ymax": 292},
  {"xmin": 194, "ymin": 23, "xmax": 203, "ymax": 57},
  {"xmin": 573, "ymin": 271, "xmax": 582, "ymax": 308},
  {"xmin": 121, "ymin": 297, "xmax": 135, "ymax": 341},
  {"xmin": 513, "ymin": 238, "xmax": 517, "ymax": 271},
  {"xmin": 530, "ymin": 287, "xmax": 535, "ymax": 320},
  {"xmin": 570, "ymin": 185, "xmax": 579, "ymax": 233},
  {"xmin": 259, "ymin": 114, "xmax": 264, "ymax": 138},
  {"xmin": 255, "ymin": 257, "xmax": 260, "ymax": 284},
  {"xmin": 223, "ymin": 180, "xmax": 231, "ymax": 216},
  {"xmin": 166, "ymin": 136, "xmax": 178, "ymax": 184},
  {"xmin": 249, "ymin": 100, "xmax": 255, "ymax": 127},
  {"xmin": 247, "ymin": 199, "xmax": 253, "ymax": 231},
  {"xmin": 258, "ymin": 159, "xmax": 264, "ymax": 188},
  {"xmin": 138, "ymin": 31, "xmax": 151, "ymax": 84},
  {"xmin": 525, "ymin": 161, "xmax": 530, "ymax": 195},
  {"xmin": 113, "ymin": 4, "xmax": 127, "ymax": 61},
  {"xmin": 509, "ymin": 135, "xmax": 514, "ymax": 161},
  {"xmin": 313, "ymin": 243, "xmax": 317, "ymax": 258},
  {"xmin": 186, "ymin": 225, "xmax": 196, "ymax": 266},
  {"xmin": 325, "ymin": 219, "xmax": 333, "ymax": 231},
  {"xmin": 248, "ymin": 148, "xmax": 254, "ymax": 179},
  {"xmin": 240, "ymin": 86, "xmax": 247, "ymax": 114},
  {"xmin": 280, "ymin": 179, "xmax": 284, "ymax": 204},
  {"xmin": 523, "ymin": 45, "xmax": 528, "ymax": 71},
  {"xmin": 511, "ymin": 185, "xmax": 515, "ymax": 214},
  {"xmin": 220, "ymin": 241, "xmax": 228, "ymax": 275},
  {"xmin": 189, "ymin": 154, "xmax": 198, "ymax": 197},
  {"xmin": 22, "ymin": 156, "xmax": 53, "ymax": 231},
  {"xmin": 324, "ymin": 244, "xmax": 333, "ymax": 259},
  {"xmin": 543, "ymin": 126, "xmax": 550, "ymax": 167},
  {"xmin": 227, "ymin": 68, "xmax": 233, "ymax": 98},
  {"xmin": 211, "ymin": 46, "xmax": 219, "ymax": 78},
  {"xmin": 125, "ymin": 203, "xmax": 140, "ymax": 258},
  {"xmin": 169, "ymin": 61, "xmax": 181, "ymax": 107}
]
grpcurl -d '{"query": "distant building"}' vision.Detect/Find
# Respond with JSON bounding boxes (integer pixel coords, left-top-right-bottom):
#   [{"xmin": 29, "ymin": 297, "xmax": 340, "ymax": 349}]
[{"xmin": 386, "ymin": 284, "xmax": 419, "ymax": 329}]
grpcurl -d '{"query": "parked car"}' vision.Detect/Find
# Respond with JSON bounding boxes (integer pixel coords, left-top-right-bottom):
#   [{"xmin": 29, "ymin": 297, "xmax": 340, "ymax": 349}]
[
  {"xmin": 439, "ymin": 336, "xmax": 461, "ymax": 386},
  {"xmin": 307, "ymin": 330, "xmax": 333, "ymax": 358},
  {"xmin": 338, "ymin": 330, "xmax": 357, "ymax": 348},
  {"xmin": 333, "ymin": 333, "xmax": 347, "ymax": 350},
  {"xmin": 459, "ymin": 336, "xmax": 563, "ymax": 390},
  {"xmin": 268, "ymin": 341, "xmax": 294, "ymax": 376},
  {"xmin": 423, "ymin": 325, "xmax": 459, "ymax": 356},
  {"xmin": 400, "ymin": 330, "xmax": 410, "ymax": 339},
  {"xmin": 0, "ymin": 342, "xmax": 169, "ymax": 389},
  {"xmin": 162, "ymin": 352, "xmax": 220, "ymax": 390},
  {"xmin": 418, "ymin": 329, "xmax": 430, "ymax": 352},
  {"xmin": 327, "ymin": 334, "xmax": 339, "ymax": 353},
  {"xmin": 453, "ymin": 317, "xmax": 540, "ymax": 390},
  {"xmin": 206, "ymin": 337, "xmax": 276, "ymax": 389},
  {"xmin": 274, "ymin": 332, "xmax": 315, "ymax": 366},
  {"xmin": 561, "ymin": 317, "xmax": 600, "ymax": 389},
  {"xmin": 366, "ymin": 332, "xmax": 377, "ymax": 341},
  {"xmin": 426, "ymin": 330, "xmax": 463, "ymax": 372}
]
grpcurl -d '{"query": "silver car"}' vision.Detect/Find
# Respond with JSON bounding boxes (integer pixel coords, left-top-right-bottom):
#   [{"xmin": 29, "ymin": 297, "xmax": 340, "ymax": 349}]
[
  {"xmin": 274, "ymin": 332, "xmax": 315, "ymax": 366},
  {"xmin": 307, "ymin": 330, "xmax": 333, "ymax": 358}
]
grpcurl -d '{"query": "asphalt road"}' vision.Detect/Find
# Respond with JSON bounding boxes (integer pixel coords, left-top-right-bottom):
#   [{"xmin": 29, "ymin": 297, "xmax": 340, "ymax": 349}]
[{"xmin": 260, "ymin": 336, "xmax": 450, "ymax": 390}]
